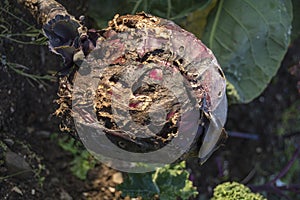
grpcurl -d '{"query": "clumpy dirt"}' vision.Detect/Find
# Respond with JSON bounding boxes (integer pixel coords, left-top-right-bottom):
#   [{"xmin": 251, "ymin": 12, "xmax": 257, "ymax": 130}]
[{"xmin": 1, "ymin": 1, "xmax": 300, "ymax": 200}]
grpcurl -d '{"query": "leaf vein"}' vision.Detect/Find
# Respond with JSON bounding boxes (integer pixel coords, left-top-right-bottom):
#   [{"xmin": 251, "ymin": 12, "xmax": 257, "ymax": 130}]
[
  {"xmin": 243, "ymin": 0, "xmax": 269, "ymax": 25},
  {"xmin": 224, "ymin": 8, "xmax": 270, "ymax": 77}
]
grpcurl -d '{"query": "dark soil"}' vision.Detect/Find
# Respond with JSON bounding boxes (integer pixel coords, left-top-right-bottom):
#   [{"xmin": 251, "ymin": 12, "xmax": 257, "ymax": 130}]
[{"xmin": 1, "ymin": 1, "xmax": 299, "ymax": 199}]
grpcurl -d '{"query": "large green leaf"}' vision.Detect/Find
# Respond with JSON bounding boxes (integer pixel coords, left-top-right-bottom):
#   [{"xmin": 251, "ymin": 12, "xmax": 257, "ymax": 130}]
[
  {"xmin": 128, "ymin": 0, "xmax": 212, "ymax": 20},
  {"xmin": 88, "ymin": 0, "xmax": 212, "ymax": 28},
  {"xmin": 182, "ymin": 0, "xmax": 218, "ymax": 38},
  {"xmin": 203, "ymin": 0, "xmax": 292, "ymax": 103},
  {"xmin": 88, "ymin": 0, "xmax": 130, "ymax": 28}
]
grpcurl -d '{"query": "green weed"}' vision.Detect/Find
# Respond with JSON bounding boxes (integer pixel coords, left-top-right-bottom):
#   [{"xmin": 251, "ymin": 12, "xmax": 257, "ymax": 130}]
[{"xmin": 57, "ymin": 135, "xmax": 97, "ymax": 180}]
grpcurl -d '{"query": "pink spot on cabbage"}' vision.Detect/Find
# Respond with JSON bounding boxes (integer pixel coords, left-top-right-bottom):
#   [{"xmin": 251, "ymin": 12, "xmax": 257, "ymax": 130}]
[
  {"xmin": 166, "ymin": 111, "xmax": 175, "ymax": 120},
  {"xmin": 149, "ymin": 69, "xmax": 163, "ymax": 81},
  {"xmin": 129, "ymin": 102, "xmax": 139, "ymax": 108}
]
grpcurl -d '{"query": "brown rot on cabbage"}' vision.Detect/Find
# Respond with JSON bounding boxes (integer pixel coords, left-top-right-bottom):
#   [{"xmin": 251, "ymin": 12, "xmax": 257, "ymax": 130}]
[{"xmin": 19, "ymin": 0, "xmax": 228, "ymax": 168}]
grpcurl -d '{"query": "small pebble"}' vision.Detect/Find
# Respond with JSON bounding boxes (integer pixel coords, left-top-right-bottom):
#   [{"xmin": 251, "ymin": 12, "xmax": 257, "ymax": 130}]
[
  {"xmin": 3, "ymin": 138, "xmax": 14, "ymax": 146},
  {"xmin": 34, "ymin": 130, "xmax": 51, "ymax": 137},
  {"xmin": 256, "ymin": 147, "xmax": 262, "ymax": 153},
  {"xmin": 108, "ymin": 186, "xmax": 115, "ymax": 193},
  {"xmin": 5, "ymin": 151, "xmax": 31, "ymax": 172},
  {"xmin": 112, "ymin": 172, "xmax": 123, "ymax": 184},
  {"xmin": 11, "ymin": 186, "xmax": 23, "ymax": 195},
  {"xmin": 59, "ymin": 188, "xmax": 73, "ymax": 200}
]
